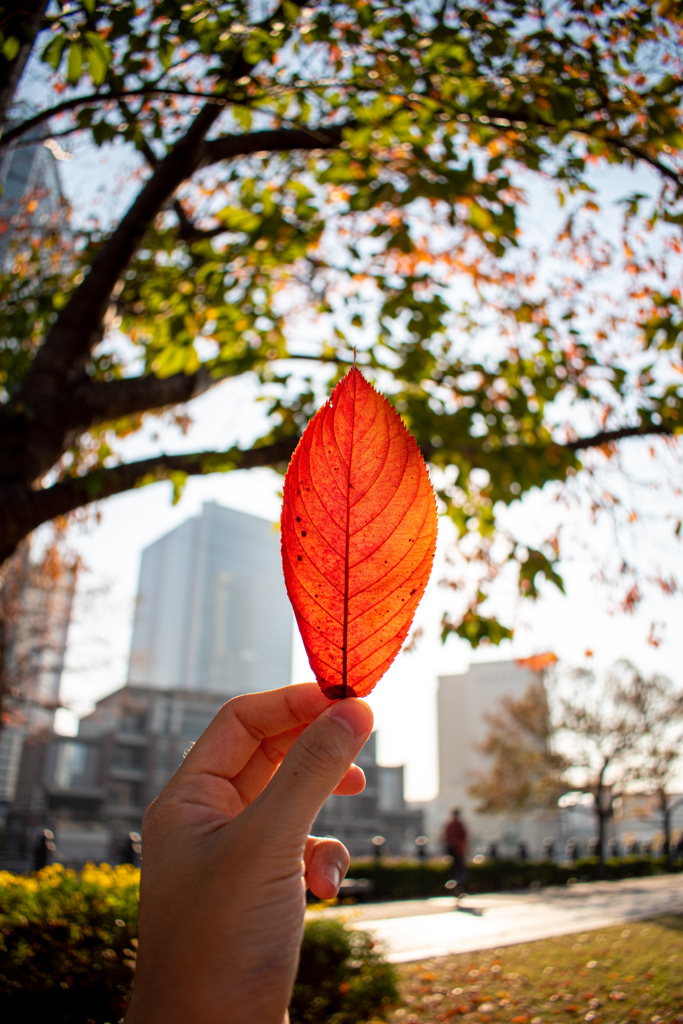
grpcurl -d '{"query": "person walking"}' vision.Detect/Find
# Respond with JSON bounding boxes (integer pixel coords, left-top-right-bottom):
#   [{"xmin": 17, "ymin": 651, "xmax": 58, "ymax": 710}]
[{"xmin": 443, "ymin": 808, "xmax": 468, "ymax": 896}]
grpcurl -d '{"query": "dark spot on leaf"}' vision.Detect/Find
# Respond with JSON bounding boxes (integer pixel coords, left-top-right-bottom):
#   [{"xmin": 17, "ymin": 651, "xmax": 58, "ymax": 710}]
[
  {"xmin": 301, "ymin": 530, "xmax": 307, "ymax": 537},
  {"xmin": 297, "ymin": 555, "xmax": 302, "ymax": 561},
  {"xmin": 296, "ymin": 516, "xmax": 301, "ymax": 522}
]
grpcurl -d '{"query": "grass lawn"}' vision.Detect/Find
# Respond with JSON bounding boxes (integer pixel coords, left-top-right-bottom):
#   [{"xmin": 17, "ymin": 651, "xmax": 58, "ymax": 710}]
[{"xmin": 382, "ymin": 915, "xmax": 683, "ymax": 1023}]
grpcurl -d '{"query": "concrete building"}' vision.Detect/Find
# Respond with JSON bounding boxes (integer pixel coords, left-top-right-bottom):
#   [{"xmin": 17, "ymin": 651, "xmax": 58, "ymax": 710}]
[
  {"xmin": 128, "ymin": 502, "xmax": 292, "ymax": 695},
  {"xmin": 430, "ymin": 659, "xmax": 558, "ymax": 855},
  {"xmin": 313, "ymin": 732, "xmax": 424, "ymax": 858},
  {"xmin": 8, "ymin": 683, "xmax": 422, "ymax": 865},
  {"xmin": 9, "ymin": 684, "xmax": 228, "ymax": 865}
]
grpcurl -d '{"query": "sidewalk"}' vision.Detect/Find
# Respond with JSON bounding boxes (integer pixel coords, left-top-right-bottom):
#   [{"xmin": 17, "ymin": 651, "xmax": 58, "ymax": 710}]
[{"xmin": 308, "ymin": 874, "xmax": 683, "ymax": 963}]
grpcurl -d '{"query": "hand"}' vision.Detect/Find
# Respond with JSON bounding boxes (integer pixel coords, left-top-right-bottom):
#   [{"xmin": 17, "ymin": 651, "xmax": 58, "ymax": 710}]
[{"xmin": 124, "ymin": 683, "xmax": 374, "ymax": 1024}]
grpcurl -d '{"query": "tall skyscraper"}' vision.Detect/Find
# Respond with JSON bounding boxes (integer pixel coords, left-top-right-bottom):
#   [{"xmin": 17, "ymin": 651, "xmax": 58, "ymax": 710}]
[
  {"xmin": 127, "ymin": 502, "xmax": 293, "ymax": 695},
  {"xmin": 0, "ymin": 123, "xmax": 68, "ymax": 270}
]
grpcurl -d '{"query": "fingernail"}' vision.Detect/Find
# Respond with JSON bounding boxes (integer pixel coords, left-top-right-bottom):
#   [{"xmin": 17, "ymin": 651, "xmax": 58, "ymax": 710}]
[
  {"xmin": 328, "ymin": 699, "xmax": 371, "ymax": 738},
  {"xmin": 324, "ymin": 862, "xmax": 341, "ymax": 890}
]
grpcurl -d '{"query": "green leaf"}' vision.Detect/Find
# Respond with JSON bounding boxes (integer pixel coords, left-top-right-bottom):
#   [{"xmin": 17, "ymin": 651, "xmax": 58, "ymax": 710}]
[
  {"xmin": 158, "ymin": 36, "xmax": 175, "ymax": 71},
  {"xmin": 86, "ymin": 45, "xmax": 107, "ymax": 86},
  {"xmin": 169, "ymin": 470, "xmax": 188, "ymax": 504},
  {"xmin": 42, "ymin": 34, "xmax": 65, "ymax": 70},
  {"xmin": 442, "ymin": 611, "xmax": 513, "ymax": 648},
  {"xmin": 2, "ymin": 36, "xmax": 20, "ymax": 62},
  {"xmin": 66, "ymin": 42, "xmax": 84, "ymax": 85}
]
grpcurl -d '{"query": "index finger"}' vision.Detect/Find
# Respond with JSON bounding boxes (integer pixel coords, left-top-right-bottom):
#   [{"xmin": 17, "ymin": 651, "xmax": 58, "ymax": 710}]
[{"xmin": 182, "ymin": 682, "xmax": 333, "ymax": 781}]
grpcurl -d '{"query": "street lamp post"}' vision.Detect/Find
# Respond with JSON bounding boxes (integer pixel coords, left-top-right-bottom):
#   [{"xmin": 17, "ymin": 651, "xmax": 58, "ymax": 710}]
[{"xmin": 371, "ymin": 835, "xmax": 385, "ymax": 861}]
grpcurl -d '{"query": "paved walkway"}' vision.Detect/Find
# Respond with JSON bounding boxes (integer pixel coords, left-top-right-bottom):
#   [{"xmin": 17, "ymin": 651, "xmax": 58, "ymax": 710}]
[{"xmin": 308, "ymin": 875, "xmax": 683, "ymax": 963}]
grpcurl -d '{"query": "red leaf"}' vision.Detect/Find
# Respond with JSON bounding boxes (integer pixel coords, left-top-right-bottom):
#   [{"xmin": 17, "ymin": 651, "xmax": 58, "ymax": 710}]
[{"xmin": 281, "ymin": 366, "xmax": 437, "ymax": 699}]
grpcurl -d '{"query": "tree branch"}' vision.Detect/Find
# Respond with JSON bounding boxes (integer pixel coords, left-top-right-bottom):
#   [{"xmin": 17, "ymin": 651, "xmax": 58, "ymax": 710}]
[
  {"xmin": 201, "ymin": 122, "xmax": 353, "ymax": 167},
  {"xmin": 21, "ymin": 4, "xmax": 319, "ymax": 397},
  {"xmin": 23, "ymin": 118, "xmax": 352, "ymax": 398},
  {"xmin": 0, "ymin": 0, "xmax": 49, "ymax": 137},
  {"xmin": 69, "ymin": 368, "xmax": 217, "ymax": 429},
  {"xmin": 23, "ymin": 101, "xmax": 223, "ymax": 392},
  {"xmin": 0, "ymin": 86, "xmax": 228, "ymax": 150},
  {"xmin": 0, "ymin": 438, "xmax": 298, "ymax": 564},
  {"xmin": 566, "ymin": 423, "xmax": 676, "ymax": 451},
  {"xmin": 603, "ymin": 135, "xmax": 683, "ymax": 190}
]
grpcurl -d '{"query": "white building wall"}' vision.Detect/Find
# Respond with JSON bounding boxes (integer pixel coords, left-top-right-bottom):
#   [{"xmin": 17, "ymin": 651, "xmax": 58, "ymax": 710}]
[{"xmin": 433, "ymin": 660, "xmax": 555, "ymax": 854}]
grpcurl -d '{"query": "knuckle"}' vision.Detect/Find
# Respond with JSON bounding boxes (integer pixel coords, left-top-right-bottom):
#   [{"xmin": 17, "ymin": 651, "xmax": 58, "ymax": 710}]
[{"xmin": 295, "ymin": 732, "xmax": 345, "ymax": 778}]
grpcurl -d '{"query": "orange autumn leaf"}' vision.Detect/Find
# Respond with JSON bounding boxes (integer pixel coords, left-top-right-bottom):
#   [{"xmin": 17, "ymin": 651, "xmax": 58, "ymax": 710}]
[{"xmin": 281, "ymin": 366, "xmax": 437, "ymax": 699}]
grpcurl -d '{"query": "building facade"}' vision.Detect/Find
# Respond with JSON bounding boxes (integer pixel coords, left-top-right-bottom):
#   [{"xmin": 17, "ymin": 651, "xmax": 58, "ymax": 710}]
[
  {"xmin": 313, "ymin": 732, "xmax": 424, "ymax": 858},
  {"xmin": 10, "ymin": 684, "xmax": 228, "ymax": 865},
  {"xmin": 128, "ymin": 503, "xmax": 293, "ymax": 695},
  {"xmin": 430, "ymin": 659, "xmax": 558, "ymax": 854},
  {"xmin": 9, "ymin": 684, "xmax": 422, "ymax": 865}
]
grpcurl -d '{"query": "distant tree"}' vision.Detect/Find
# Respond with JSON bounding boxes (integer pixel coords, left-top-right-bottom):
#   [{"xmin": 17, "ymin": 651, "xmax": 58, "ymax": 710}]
[
  {"xmin": 468, "ymin": 667, "xmax": 568, "ymax": 816},
  {"xmin": 469, "ymin": 658, "xmax": 648, "ymax": 863},
  {"xmin": 0, "ymin": 2, "xmax": 682, "ymax": 641},
  {"xmin": 0, "ymin": 532, "xmax": 78, "ymax": 739},
  {"xmin": 617, "ymin": 662, "xmax": 683, "ymax": 864}
]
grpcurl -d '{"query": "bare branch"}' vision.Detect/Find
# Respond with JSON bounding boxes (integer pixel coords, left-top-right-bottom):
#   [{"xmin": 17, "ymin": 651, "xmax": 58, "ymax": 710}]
[
  {"xmin": 566, "ymin": 423, "xmax": 675, "ymax": 451},
  {"xmin": 603, "ymin": 135, "xmax": 683, "ymax": 190}
]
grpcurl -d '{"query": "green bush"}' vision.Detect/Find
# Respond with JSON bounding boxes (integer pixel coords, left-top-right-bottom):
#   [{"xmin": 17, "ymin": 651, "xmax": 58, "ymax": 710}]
[
  {"xmin": 0, "ymin": 864, "xmax": 140, "ymax": 1023},
  {"xmin": 290, "ymin": 918, "xmax": 398, "ymax": 1024},
  {"xmin": 0, "ymin": 864, "xmax": 397, "ymax": 1024},
  {"xmin": 345, "ymin": 855, "xmax": 682, "ymax": 901}
]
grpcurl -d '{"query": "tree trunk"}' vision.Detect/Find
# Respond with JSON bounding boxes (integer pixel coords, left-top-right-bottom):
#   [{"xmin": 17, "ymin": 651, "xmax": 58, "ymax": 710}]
[
  {"xmin": 0, "ymin": 0, "xmax": 49, "ymax": 136},
  {"xmin": 660, "ymin": 790, "xmax": 672, "ymax": 869},
  {"xmin": 594, "ymin": 780, "xmax": 611, "ymax": 874}
]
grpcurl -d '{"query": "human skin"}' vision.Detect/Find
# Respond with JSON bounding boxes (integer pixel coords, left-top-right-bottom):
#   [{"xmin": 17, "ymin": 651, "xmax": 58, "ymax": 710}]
[{"xmin": 124, "ymin": 683, "xmax": 374, "ymax": 1024}]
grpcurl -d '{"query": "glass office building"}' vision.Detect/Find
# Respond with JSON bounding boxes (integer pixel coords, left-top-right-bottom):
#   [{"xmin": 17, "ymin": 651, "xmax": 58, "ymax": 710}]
[{"xmin": 128, "ymin": 502, "xmax": 293, "ymax": 695}]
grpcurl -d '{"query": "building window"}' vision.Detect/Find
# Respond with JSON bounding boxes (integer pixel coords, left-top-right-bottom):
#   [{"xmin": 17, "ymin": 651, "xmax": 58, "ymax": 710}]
[
  {"xmin": 378, "ymin": 767, "xmax": 403, "ymax": 812},
  {"xmin": 54, "ymin": 741, "xmax": 87, "ymax": 790},
  {"xmin": 112, "ymin": 745, "xmax": 146, "ymax": 771},
  {"xmin": 119, "ymin": 711, "xmax": 147, "ymax": 735},
  {"xmin": 180, "ymin": 710, "xmax": 213, "ymax": 741},
  {"xmin": 108, "ymin": 781, "xmax": 144, "ymax": 810}
]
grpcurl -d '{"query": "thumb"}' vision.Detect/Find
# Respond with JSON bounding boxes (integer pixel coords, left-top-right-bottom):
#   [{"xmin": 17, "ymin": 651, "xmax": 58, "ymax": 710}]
[{"xmin": 254, "ymin": 699, "xmax": 373, "ymax": 837}]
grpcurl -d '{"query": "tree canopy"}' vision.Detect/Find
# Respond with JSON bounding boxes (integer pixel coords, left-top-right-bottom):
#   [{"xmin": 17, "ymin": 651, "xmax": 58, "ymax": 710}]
[{"xmin": 1, "ymin": 0, "xmax": 682, "ymax": 642}]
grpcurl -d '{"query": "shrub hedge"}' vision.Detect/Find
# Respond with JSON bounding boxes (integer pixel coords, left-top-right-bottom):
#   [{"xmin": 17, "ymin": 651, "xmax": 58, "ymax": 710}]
[
  {"xmin": 290, "ymin": 918, "xmax": 398, "ymax": 1024},
  {"xmin": 2, "ymin": 855, "xmax": 677, "ymax": 1021},
  {"xmin": 0, "ymin": 864, "xmax": 139, "ymax": 1023},
  {"xmin": 345, "ymin": 855, "xmax": 682, "ymax": 900},
  {"xmin": 0, "ymin": 865, "xmax": 398, "ymax": 1024}
]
